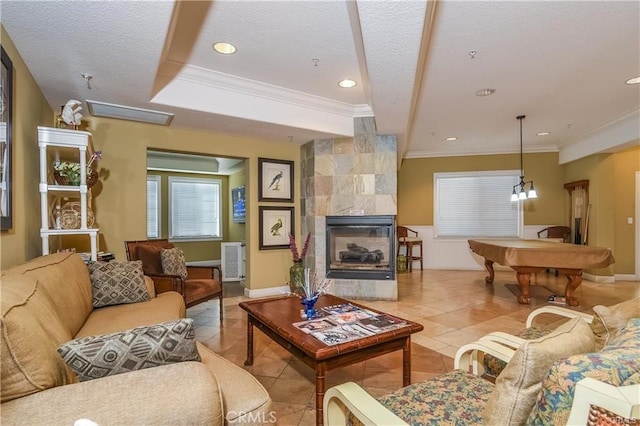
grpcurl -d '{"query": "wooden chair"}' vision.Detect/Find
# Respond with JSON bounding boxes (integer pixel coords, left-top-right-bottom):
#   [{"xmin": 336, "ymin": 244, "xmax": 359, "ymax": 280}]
[
  {"xmin": 397, "ymin": 226, "xmax": 423, "ymax": 271},
  {"xmin": 537, "ymin": 226, "xmax": 571, "ymax": 243},
  {"xmin": 537, "ymin": 226, "xmax": 571, "ymax": 275},
  {"xmin": 124, "ymin": 239, "xmax": 223, "ymax": 321}
]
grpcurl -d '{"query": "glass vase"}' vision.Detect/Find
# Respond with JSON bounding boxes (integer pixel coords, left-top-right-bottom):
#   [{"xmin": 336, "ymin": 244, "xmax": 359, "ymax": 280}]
[
  {"xmin": 289, "ymin": 260, "xmax": 304, "ymax": 294},
  {"xmin": 301, "ymin": 293, "xmax": 319, "ymax": 320}
]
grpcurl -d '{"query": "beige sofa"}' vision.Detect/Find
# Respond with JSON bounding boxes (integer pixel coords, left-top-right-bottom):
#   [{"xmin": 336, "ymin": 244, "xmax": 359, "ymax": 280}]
[{"xmin": 1, "ymin": 252, "xmax": 271, "ymax": 425}]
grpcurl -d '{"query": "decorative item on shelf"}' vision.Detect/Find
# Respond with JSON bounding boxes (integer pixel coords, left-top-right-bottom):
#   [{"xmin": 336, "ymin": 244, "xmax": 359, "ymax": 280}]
[
  {"xmin": 59, "ymin": 201, "xmax": 95, "ymax": 229},
  {"xmin": 53, "ymin": 162, "xmax": 81, "ymax": 186},
  {"xmin": 288, "ymin": 232, "xmax": 311, "ymax": 293},
  {"xmin": 85, "ymin": 150, "xmax": 102, "ymax": 188},
  {"xmin": 61, "ymin": 99, "xmax": 83, "ymax": 130},
  {"xmin": 52, "ymin": 151, "xmax": 101, "ymax": 187}
]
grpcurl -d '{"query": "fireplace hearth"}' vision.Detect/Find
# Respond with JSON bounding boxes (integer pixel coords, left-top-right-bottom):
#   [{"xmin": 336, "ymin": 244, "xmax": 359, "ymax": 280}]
[{"xmin": 326, "ymin": 215, "xmax": 395, "ymax": 280}]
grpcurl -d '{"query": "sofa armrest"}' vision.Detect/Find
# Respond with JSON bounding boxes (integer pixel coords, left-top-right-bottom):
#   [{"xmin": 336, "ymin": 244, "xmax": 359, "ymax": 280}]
[
  {"xmin": 1, "ymin": 362, "xmax": 223, "ymax": 425},
  {"xmin": 526, "ymin": 305, "xmax": 593, "ymax": 328},
  {"xmin": 567, "ymin": 378, "xmax": 640, "ymax": 425},
  {"xmin": 323, "ymin": 382, "xmax": 408, "ymax": 426},
  {"xmin": 454, "ymin": 340, "xmax": 516, "ymax": 375}
]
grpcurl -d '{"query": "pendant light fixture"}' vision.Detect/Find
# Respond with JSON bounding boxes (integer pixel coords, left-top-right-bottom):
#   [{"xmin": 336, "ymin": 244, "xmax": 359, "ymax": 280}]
[{"xmin": 511, "ymin": 115, "xmax": 537, "ymax": 201}]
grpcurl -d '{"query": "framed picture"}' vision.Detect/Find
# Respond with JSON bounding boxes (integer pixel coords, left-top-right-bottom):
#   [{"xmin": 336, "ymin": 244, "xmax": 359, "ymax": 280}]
[
  {"xmin": 258, "ymin": 157, "xmax": 293, "ymax": 202},
  {"xmin": 231, "ymin": 185, "xmax": 246, "ymax": 224},
  {"xmin": 1, "ymin": 46, "xmax": 13, "ymax": 231},
  {"xmin": 259, "ymin": 206, "xmax": 294, "ymax": 250}
]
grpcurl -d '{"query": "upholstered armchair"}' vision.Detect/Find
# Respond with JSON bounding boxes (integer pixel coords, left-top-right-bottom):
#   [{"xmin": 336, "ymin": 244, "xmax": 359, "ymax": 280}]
[{"xmin": 124, "ymin": 239, "xmax": 223, "ymax": 320}]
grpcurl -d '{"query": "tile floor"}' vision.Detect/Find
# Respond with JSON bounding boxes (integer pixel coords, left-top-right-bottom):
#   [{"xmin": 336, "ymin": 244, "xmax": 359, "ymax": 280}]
[{"xmin": 188, "ymin": 269, "xmax": 639, "ymax": 425}]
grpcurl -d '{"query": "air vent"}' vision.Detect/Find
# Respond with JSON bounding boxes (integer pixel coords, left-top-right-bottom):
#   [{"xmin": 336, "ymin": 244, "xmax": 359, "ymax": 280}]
[{"xmin": 86, "ymin": 100, "xmax": 174, "ymax": 126}]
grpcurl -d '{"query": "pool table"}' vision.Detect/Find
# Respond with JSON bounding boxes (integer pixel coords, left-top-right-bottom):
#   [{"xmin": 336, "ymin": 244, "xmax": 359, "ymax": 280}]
[{"xmin": 468, "ymin": 239, "xmax": 615, "ymax": 306}]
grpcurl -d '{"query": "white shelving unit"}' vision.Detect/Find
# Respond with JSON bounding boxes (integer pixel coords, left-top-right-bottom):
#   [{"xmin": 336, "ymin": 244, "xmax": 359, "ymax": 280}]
[{"xmin": 38, "ymin": 126, "xmax": 99, "ymax": 261}]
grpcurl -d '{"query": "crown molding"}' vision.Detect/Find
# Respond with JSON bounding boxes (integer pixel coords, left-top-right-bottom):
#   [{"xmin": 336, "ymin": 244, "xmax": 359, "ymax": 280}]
[
  {"xmin": 159, "ymin": 61, "xmax": 373, "ymax": 118},
  {"xmin": 404, "ymin": 144, "xmax": 559, "ymax": 159},
  {"xmin": 559, "ymin": 109, "xmax": 639, "ymax": 164}
]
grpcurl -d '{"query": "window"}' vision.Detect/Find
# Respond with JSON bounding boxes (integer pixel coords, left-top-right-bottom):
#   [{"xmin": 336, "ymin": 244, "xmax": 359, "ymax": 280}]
[
  {"xmin": 169, "ymin": 176, "xmax": 221, "ymax": 241},
  {"xmin": 146, "ymin": 175, "xmax": 161, "ymax": 238},
  {"xmin": 434, "ymin": 171, "xmax": 522, "ymax": 238}
]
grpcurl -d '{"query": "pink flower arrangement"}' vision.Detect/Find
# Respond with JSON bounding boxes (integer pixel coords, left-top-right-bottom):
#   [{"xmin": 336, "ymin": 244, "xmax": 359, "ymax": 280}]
[{"xmin": 289, "ymin": 232, "xmax": 310, "ymax": 262}]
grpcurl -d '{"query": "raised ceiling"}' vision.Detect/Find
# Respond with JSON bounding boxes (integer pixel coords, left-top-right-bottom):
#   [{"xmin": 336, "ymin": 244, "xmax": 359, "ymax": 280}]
[{"xmin": 2, "ymin": 1, "xmax": 639, "ymax": 164}]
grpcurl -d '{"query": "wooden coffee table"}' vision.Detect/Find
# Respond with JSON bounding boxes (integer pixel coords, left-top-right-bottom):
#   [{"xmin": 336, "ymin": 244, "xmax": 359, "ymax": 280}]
[{"xmin": 239, "ymin": 294, "xmax": 423, "ymax": 426}]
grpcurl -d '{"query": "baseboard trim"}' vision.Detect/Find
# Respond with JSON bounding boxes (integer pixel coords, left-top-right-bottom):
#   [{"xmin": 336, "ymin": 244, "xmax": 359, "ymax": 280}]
[
  {"xmin": 583, "ymin": 272, "xmax": 615, "ymax": 283},
  {"xmin": 244, "ymin": 285, "xmax": 289, "ymax": 298},
  {"xmin": 615, "ymin": 273, "xmax": 639, "ymax": 281}
]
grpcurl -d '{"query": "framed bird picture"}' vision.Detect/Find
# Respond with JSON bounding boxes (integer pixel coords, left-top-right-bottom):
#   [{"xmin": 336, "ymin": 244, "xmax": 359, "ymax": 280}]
[
  {"xmin": 258, "ymin": 157, "xmax": 294, "ymax": 202},
  {"xmin": 259, "ymin": 206, "xmax": 294, "ymax": 250}
]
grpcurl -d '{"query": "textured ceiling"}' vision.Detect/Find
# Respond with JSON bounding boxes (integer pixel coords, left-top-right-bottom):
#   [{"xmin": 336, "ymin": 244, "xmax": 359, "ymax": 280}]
[{"xmin": 2, "ymin": 0, "xmax": 639, "ymax": 164}]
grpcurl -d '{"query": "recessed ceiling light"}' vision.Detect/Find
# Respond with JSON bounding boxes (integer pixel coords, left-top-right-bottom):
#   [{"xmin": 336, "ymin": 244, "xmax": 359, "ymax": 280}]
[
  {"xmin": 445, "ymin": 137, "xmax": 457, "ymax": 141},
  {"xmin": 625, "ymin": 76, "xmax": 640, "ymax": 85},
  {"xmin": 338, "ymin": 79, "xmax": 357, "ymax": 88},
  {"xmin": 476, "ymin": 88, "xmax": 496, "ymax": 97},
  {"xmin": 536, "ymin": 132, "xmax": 551, "ymax": 136},
  {"xmin": 213, "ymin": 42, "xmax": 237, "ymax": 55}
]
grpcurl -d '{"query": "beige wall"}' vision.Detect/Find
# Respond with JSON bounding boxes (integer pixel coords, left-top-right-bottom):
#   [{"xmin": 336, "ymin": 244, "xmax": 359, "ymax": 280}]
[
  {"xmin": 397, "ymin": 152, "xmax": 566, "ymax": 226},
  {"xmin": 613, "ymin": 146, "xmax": 639, "ymax": 274},
  {"xmin": 0, "ymin": 27, "xmax": 53, "ymax": 271},
  {"xmin": 83, "ymin": 117, "xmax": 298, "ymax": 290},
  {"xmin": 563, "ymin": 144, "xmax": 639, "ymax": 275},
  {"xmin": 397, "ymin": 148, "xmax": 639, "ymax": 276}
]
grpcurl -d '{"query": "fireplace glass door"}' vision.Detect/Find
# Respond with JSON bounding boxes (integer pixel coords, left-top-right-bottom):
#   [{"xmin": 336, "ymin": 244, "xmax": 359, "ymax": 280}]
[{"xmin": 326, "ymin": 215, "xmax": 395, "ymax": 280}]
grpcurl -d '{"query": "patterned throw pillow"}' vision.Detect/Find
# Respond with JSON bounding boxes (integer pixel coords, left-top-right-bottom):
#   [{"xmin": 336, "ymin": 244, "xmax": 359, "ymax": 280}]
[
  {"xmin": 57, "ymin": 318, "xmax": 201, "ymax": 382},
  {"xmin": 590, "ymin": 297, "xmax": 640, "ymax": 349},
  {"xmin": 161, "ymin": 247, "xmax": 188, "ymax": 281},
  {"xmin": 87, "ymin": 261, "xmax": 151, "ymax": 308},
  {"xmin": 483, "ymin": 317, "xmax": 595, "ymax": 425}
]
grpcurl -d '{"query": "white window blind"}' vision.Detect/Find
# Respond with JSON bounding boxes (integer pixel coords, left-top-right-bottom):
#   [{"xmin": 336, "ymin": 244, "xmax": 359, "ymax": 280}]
[
  {"xmin": 169, "ymin": 176, "xmax": 221, "ymax": 241},
  {"xmin": 146, "ymin": 175, "xmax": 161, "ymax": 239},
  {"xmin": 435, "ymin": 171, "xmax": 522, "ymax": 238}
]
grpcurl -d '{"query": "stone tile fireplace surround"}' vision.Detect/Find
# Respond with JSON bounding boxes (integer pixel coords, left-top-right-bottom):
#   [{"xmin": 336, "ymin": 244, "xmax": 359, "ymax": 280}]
[{"xmin": 300, "ymin": 117, "xmax": 398, "ymax": 300}]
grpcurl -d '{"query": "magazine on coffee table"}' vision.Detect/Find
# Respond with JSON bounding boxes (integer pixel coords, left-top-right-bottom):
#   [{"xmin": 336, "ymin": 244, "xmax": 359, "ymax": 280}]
[{"xmin": 293, "ymin": 303, "xmax": 408, "ymax": 345}]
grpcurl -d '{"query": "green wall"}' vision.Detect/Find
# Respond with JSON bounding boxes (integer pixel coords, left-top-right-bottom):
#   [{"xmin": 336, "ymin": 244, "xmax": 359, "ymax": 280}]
[{"xmin": 148, "ymin": 170, "xmax": 230, "ymax": 262}]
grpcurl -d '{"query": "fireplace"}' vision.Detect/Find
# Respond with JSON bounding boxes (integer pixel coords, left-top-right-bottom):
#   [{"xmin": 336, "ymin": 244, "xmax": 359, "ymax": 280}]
[{"xmin": 325, "ymin": 215, "xmax": 396, "ymax": 280}]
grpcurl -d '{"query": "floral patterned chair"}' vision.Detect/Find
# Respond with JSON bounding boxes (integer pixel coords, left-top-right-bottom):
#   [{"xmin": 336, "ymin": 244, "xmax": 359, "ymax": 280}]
[
  {"xmin": 480, "ymin": 305, "xmax": 594, "ymax": 381},
  {"xmin": 481, "ymin": 298, "xmax": 639, "ymax": 381},
  {"xmin": 324, "ymin": 301, "xmax": 640, "ymax": 426}
]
